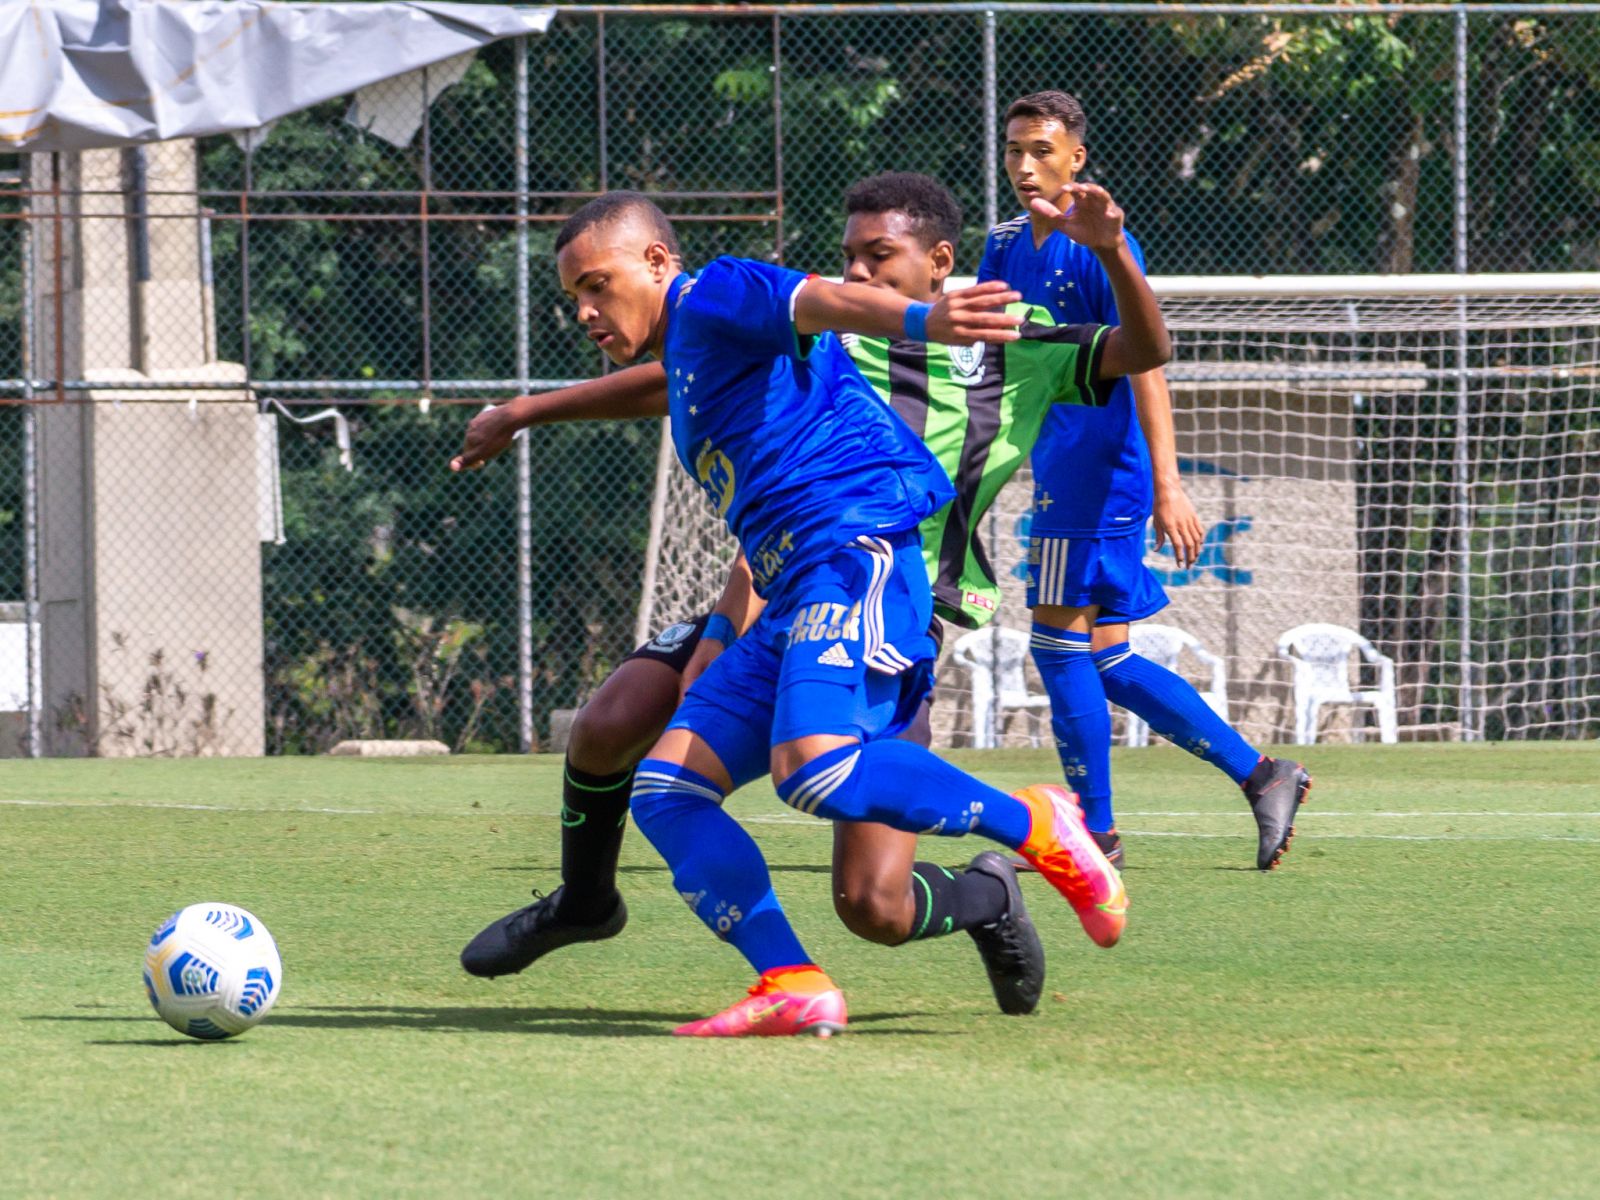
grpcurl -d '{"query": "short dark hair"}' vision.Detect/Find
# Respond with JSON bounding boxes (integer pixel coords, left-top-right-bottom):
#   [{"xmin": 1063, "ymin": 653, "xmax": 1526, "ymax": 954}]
[
  {"xmin": 555, "ymin": 190, "xmax": 680, "ymax": 257},
  {"xmin": 1004, "ymin": 90, "xmax": 1087, "ymax": 139},
  {"xmin": 843, "ymin": 172, "xmax": 962, "ymax": 249}
]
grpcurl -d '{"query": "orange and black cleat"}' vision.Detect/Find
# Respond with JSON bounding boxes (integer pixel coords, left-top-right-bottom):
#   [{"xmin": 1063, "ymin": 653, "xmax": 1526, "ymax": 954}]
[{"xmin": 1012, "ymin": 784, "xmax": 1128, "ymax": 948}]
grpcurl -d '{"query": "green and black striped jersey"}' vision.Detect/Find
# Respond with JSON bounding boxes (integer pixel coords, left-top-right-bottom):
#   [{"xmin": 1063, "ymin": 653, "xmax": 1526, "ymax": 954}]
[{"xmin": 844, "ymin": 303, "xmax": 1113, "ymax": 628}]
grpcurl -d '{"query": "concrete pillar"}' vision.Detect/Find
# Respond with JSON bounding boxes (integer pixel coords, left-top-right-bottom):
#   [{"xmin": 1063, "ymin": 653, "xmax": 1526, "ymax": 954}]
[{"xmin": 31, "ymin": 142, "xmax": 265, "ymax": 756}]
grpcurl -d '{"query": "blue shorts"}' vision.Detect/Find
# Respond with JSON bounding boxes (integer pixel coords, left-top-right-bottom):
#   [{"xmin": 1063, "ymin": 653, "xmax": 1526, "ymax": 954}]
[
  {"xmin": 1026, "ymin": 527, "xmax": 1169, "ymax": 624},
  {"xmin": 668, "ymin": 531, "xmax": 936, "ymax": 791}
]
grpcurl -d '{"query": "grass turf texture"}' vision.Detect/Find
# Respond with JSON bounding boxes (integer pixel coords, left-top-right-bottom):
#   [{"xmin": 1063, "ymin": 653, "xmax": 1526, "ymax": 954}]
[{"xmin": 2, "ymin": 745, "xmax": 1596, "ymax": 1198}]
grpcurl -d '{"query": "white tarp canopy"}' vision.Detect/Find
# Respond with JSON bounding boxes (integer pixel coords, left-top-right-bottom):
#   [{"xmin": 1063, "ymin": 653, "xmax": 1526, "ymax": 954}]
[{"xmin": 0, "ymin": 0, "xmax": 553, "ymax": 152}]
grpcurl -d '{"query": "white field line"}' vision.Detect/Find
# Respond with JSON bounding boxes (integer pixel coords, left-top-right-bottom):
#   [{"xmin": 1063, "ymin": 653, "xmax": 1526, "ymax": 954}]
[
  {"xmin": 6, "ymin": 796, "xmax": 1596, "ymax": 820},
  {"xmin": 0, "ymin": 798, "xmax": 382, "ymax": 815},
  {"xmin": 5, "ymin": 798, "xmax": 1598, "ymax": 842},
  {"xmin": 735, "ymin": 816, "xmax": 1600, "ymax": 842},
  {"xmin": 1104, "ymin": 810, "xmax": 1600, "ymax": 818}
]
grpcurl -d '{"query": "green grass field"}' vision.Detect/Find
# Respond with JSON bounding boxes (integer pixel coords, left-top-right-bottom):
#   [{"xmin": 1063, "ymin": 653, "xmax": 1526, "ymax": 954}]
[{"xmin": 3, "ymin": 744, "xmax": 1597, "ymax": 1198}]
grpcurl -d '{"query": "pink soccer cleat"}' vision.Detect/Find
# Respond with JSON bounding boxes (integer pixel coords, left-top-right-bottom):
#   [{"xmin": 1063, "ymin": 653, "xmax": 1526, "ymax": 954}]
[
  {"xmin": 1012, "ymin": 784, "xmax": 1128, "ymax": 948},
  {"xmin": 673, "ymin": 967, "xmax": 848, "ymax": 1038}
]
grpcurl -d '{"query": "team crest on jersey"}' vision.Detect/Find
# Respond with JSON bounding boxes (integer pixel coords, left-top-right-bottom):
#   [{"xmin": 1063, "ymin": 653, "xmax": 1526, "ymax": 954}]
[
  {"xmin": 947, "ymin": 343, "xmax": 986, "ymax": 385},
  {"xmin": 695, "ymin": 439, "xmax": 736, "ymax": 516}
]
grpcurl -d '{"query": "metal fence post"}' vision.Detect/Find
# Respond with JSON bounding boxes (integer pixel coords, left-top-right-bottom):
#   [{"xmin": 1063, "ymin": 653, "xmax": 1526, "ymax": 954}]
[
  {"xmin": 20, "ymin": 158, "xmax": 41, "ymax": 758},
  {"xmin": 1452, "ymin": 4, "xmax": 1477, "ymax": 741},
  {"xmin": 597, "ymin": 13, "xmax": 609, "ymax": 192},
  {"xmin": 515, "ymin": 35, "xmax": 536, "ymax": 754},
  {"xmin": 419, "ymin": 63, "xmax": 433, "ymax": 399},
  {"xmin": 983, "ymin": 10, "xmax": 998, "ymax": 231},
  {"xmin": 773, "ymin": 13, "xmax": 785, "ymax": 262},
  {"xmin": 983, "ymin": 8, "xmax": 1004, "ymax": 746}
]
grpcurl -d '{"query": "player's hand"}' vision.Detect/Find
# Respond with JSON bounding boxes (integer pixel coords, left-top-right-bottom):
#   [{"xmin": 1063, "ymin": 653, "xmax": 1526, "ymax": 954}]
[
  {"xmin": 679, "ymin": 638, "xmax": 725, "ymax": 701},
  {"xmin": 451, "ymin": 405, "xmax": 516, "ymax": 472},
  {"xmin": 1152, "ymin": 481, "xmax": 1203, "ymax": 571},
  {"xmin": 1030, "ymin": 183, "xmax": 1126, "ymax": 254},
  {"xmin": 927, "ymin": 281, "xmax": 1022, "ymax": 346}
]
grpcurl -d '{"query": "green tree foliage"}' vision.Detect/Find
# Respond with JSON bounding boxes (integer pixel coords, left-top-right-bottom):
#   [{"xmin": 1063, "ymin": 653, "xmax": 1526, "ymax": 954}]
[{"xmin": 72, "ymin": 10, "xmax": 1597, "ymax": 747}]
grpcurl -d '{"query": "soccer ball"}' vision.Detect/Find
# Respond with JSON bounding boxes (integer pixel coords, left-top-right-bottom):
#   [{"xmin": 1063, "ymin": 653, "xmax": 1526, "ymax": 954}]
[{"xmin": 142, "ymin": 903, "xmax": 283, "ymax": 1040}]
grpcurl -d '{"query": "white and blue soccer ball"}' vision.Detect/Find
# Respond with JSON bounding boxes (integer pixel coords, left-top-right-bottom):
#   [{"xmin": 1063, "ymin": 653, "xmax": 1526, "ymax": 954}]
[{"xmin": 143, "ymin": 903, "xmax": 282, "ymax": 1040}]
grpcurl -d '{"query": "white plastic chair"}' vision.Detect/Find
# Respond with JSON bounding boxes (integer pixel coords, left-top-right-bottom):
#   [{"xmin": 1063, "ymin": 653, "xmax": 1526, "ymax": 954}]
[
  {"xmin": 950, "ymin": 627, "xmax": 1051, "ymax": 749},
  {"xmin": 1123, "ymin": 623, "xmax": 1230, "ymax": 747},
  {"xmin": 1276, "ymin": 622, "xmax": 1399, "ymax": 745}
]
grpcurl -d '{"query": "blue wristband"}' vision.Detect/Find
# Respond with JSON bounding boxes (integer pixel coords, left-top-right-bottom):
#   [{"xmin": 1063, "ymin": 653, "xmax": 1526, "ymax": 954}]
[
  {"xmin": 702, "ymin": 614, "xmax": 737, "ymax": 645},
  {"xmin": 902, "ymin": 301, "xmax": 932, "ymax": 343}
]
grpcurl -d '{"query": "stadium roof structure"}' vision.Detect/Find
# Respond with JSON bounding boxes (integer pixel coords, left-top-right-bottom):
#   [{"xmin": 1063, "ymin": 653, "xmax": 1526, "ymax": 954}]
[{"xmin": 0, "ymin": 0, "xmax": 553, "ymax": 152}]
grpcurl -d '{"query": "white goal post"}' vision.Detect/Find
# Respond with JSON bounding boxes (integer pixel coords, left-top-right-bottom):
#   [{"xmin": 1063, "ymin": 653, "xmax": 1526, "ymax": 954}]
[{"xmin": 637, "ymin": 274, "xmax": 1600, "ymax": 746}]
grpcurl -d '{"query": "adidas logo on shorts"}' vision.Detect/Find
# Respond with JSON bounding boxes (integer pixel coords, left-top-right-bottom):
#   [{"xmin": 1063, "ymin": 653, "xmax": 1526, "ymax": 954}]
[{"xmin": 816, "ymin": 643, "xmax": 854, "ymax": 668}]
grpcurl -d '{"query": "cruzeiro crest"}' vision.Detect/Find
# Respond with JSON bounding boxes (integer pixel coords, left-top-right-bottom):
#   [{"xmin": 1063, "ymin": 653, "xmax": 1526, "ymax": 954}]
[
  {"xmin": 695, "ymin": 438, "xmax": 736, "ymax": 517},
  {"xmin": 947, "ymin": 343, "xmax": 986, "ymax": 385}
]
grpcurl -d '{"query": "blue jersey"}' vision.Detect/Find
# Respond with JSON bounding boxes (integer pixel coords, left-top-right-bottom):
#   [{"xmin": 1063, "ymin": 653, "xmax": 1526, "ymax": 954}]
[
  {"xmin": 662, "ymin": 258, "xmax": 955, "ymax": 604},
  {"xmin": 978, "ymin": 219, "xmax": 1152, "ymax": 537}
]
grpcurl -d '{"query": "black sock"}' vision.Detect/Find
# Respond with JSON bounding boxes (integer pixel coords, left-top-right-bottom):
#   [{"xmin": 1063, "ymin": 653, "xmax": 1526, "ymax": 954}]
[
  {"xmin": 555, "ymin": 759, "xmax": 632, "ymax": 922},
  {"xmin": 906, "ymin": 862, "xmax": 1009, "ymax": 941}
]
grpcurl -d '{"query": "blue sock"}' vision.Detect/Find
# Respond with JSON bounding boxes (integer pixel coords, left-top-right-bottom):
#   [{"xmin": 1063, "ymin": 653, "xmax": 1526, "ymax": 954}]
[
  {"xmin": 1030, "ymin": 623, "xmax": 1114, "ymax": 832},
  {"xmin": 1094, "ymin": 642, "xmax": 1261, "ymax": 784},
  {"xmin": 630, "ymin": 759, "xmax": 811, "ymax": 974},
  {"xmin": 775, "ymin": 740, "xmax": 1032, "ymax": 849}
]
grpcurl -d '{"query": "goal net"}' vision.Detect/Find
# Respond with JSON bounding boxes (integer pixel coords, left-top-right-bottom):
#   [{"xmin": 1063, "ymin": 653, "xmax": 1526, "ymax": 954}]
[{"xmin": 638, "ymin": 275, "xmax": 1600, "ymax": 746}]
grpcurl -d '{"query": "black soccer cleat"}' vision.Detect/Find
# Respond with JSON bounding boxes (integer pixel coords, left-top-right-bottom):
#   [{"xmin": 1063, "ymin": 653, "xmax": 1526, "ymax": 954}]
[
  {"xmin": 1091, "ymin": 828, "xmax": 1124, "ymax": 871},
  {"xmin": 964, "ymin": 851, "xmax": 1046, "ymax": 1016},
  {"xmin": 459, "ymin": 886, "xmax": 628, "ymax": 978},
  {"xmin": 1243, "ymin": 757, "xmax": 1312, "ymax": 871}
]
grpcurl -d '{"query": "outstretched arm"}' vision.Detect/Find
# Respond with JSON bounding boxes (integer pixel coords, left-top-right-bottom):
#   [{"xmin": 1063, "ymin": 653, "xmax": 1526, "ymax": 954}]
[
  {"xmin": 1028, "ymin": 184, "xmax": 1171, "ymax": 379},
  {"xmin": 792, "ymin": 278, "xmax": 1023, "ymax": 346},
  {"xmin": 450, "ymin": 362, "xmax": 669, "ymax": 472}
]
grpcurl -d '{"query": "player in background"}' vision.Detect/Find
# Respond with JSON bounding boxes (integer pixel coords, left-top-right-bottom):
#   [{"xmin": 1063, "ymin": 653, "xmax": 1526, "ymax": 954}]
[
  {"xmin": 453, "ymin": 173, "xmax": 1166, "ymax": 1021},
  {"xmin": 979, "ymin": 90, "xmax": 1311, "ymax": 871},
  {"xmin": 455, "ymin": 190, "xmax": 1150, "ymax": 1036}
]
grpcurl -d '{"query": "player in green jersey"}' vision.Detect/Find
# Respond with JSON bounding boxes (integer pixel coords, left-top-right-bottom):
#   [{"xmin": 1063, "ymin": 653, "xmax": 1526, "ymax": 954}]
[
  {"xmin": 843, "ymin": 258, "xmax": 1117, "ymax": 631},
  {"xmin": 451, "ymin": 172, "xmax": 1168, "ymax": 1013}
]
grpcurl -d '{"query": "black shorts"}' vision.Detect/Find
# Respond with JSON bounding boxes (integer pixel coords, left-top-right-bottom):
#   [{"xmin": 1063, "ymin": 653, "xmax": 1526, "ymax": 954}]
[
  {"xmin": 624, "ymin": 613, "xmax": 942, "ymax": 749},
  {"xmin": 623, "ymin": 613, "xmax": 711, "ymax": 673}
]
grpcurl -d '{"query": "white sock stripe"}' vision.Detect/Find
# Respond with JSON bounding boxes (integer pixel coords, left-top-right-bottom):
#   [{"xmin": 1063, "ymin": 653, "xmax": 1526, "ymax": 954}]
[
  {"xmin": 800, "ymin": 755, "xmax": 860, "ymax": 814},
  {"xmin": 633, "ymin": 772, "xmax": 722, "ymax": 791},
  {"xmin": 1030, "ymin": 631, "xmax": 1092, "ymax": 652},
  {"xmin": 632, "ymin": 772, "xmax": 725, "ymax": 803},
  {"xmin": 792, "ymin": 752, "xmax": 860, "ymax": 808},
  {"xmin": 784, "ymin": 751, "xmax": 861, "ymax": 815},
  {"xmin": 1095, "ymin": 648, "xmax": 1134, "ymax": 672}
]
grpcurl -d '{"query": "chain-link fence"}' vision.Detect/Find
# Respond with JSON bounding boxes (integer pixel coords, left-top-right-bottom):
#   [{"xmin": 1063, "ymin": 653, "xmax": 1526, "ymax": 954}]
[{"xmin": 0, "ymin": 3, "xmax": 1597, "ymax": 756}]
